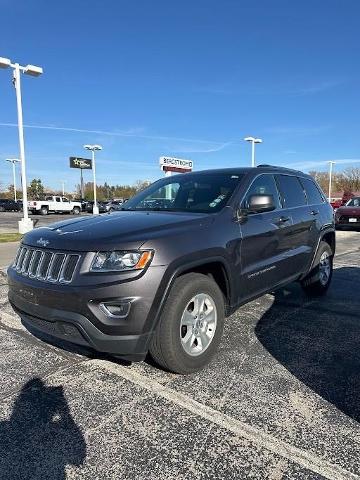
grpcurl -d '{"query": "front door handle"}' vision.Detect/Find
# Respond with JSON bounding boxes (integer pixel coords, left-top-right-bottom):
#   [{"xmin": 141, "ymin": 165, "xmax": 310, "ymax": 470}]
[
  {"xmin": 310, "ymin": 209, "xmax": 319, "ymax": 215},
  {"xmin": 274, "ymin": 216, "xmax": 290, "ymax": 225}
]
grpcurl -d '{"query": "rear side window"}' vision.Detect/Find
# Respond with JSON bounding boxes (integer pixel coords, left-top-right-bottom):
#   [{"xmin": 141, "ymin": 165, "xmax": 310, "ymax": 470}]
[
  {"xmin": 275, "ymin": 175, "xmax": 307, "ymax": 208},
  {"xmin": 300, "ymin": 177, "xmax": 325, "ymax": 205},
  {"xmin": 243, "ymin": 174, "xmax": 282, "ymax": 209}
]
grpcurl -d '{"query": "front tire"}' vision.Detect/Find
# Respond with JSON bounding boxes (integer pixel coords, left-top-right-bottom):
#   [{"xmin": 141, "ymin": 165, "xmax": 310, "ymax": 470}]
[
  {"xmin": 149, "ymin": 273, "xmax": 225, "ymax": 374},
  {"xmin": 301, "ymin": 241, "xmax": 333, "ymax": 296}
]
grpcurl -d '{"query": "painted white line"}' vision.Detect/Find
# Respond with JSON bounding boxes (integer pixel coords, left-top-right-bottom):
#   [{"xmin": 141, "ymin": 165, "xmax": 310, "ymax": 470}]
[
  {"xmin": 94, "ymin": 359, "xmax": 360, "ymax": 480},
  {"xmin": 335, "ymin": 248, "xmax": 360, "ymax": 258}
]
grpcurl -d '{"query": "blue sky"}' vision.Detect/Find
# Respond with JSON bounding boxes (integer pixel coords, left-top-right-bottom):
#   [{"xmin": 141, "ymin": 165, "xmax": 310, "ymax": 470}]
[{"xmin": 0, "ymin": 0, "xmax": 359, "ymax": 191}]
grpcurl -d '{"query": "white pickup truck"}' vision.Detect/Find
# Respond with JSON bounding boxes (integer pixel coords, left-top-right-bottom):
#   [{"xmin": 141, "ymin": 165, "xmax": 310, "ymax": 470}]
[{"xmin": 28, "ymin": 196, "xmax": 82, "ymax": 215}]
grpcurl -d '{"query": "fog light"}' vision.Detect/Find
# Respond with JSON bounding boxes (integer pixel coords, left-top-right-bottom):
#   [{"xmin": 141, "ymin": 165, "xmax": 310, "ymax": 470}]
[{"xmin": 99, "ymin": 302, "xmax": 131, "ymax": 318}]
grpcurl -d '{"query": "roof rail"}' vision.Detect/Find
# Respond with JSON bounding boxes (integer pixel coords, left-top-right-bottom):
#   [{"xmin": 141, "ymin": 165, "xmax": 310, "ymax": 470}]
[{"xmin": 256, "ymin": 164, "xmax": 304, "ymax": 174}]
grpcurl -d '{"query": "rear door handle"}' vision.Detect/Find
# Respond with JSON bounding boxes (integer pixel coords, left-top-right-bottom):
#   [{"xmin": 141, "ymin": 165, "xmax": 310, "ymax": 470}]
[{"xmin": 310, "ymin": 210, "xmax": 319, "ymax": 215}]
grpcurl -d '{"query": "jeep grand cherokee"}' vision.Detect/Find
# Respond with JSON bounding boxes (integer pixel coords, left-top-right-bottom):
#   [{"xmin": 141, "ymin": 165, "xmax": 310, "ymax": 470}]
[{"xmin": 8, "ymin": 165, "xmax": 335, "ymax": 374}]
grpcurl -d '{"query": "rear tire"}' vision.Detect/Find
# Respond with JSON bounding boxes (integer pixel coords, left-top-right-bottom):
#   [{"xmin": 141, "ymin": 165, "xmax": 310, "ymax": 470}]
[
  {"xmin": 301, "ymin": 241, "xmax": 333, "ymax": 296},
  {"xmin": 72, "ymin": 207, "xmax": 80, "ymax": 215},
  {"xmin": 40, "ymin": 206, "xmax": 48, "ymax": 215},
  {"xmin": 149, "ymin": 273, "xmax": 225, "ymax": 374},
  {"xmin": 0, "ymin": 206, "xmax": 5, "ymax": 212}
]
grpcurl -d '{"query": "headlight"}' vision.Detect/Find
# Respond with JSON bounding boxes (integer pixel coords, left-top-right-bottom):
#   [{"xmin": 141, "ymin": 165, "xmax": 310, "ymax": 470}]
[{"xmin": 91, "ymin": 250, "xmax": 152, "ymax": 272}]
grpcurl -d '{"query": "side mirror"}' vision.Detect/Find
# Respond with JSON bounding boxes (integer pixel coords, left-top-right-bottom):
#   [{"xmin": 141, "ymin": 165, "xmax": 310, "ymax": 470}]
[{"xmin": 248, "ymin": 194, "xmax": 275, "ymax": 213}]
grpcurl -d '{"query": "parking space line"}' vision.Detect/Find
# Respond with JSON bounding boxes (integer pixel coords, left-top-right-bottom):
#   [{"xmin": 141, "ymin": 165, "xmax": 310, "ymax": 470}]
[
  {"xmin": 335, "ymin": 248, "xmax": 360, "ymax": 259},
  {"xmin": 95, "ymin": 359, "xmax": 360, "ymax": 480}
]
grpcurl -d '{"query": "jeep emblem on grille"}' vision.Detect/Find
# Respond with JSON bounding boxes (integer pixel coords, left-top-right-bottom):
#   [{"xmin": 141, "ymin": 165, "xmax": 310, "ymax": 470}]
[{"xmin": 37, "ymin": 237, "xmax": 49, "ymax": 247}]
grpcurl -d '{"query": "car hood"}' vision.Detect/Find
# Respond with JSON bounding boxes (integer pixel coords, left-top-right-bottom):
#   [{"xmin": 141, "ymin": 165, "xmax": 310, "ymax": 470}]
[
  {"xmin": 22, "ymin": 211, "xmax": 212, "ymax": 251},
  {"xmin": 336, "ymin": 206, "xmax": 360, "ymax": 216}
]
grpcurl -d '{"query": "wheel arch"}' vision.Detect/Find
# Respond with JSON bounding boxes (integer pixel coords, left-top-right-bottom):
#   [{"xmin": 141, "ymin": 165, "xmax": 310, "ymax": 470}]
[
  {"xmin": 147, "ymin": 256, "xmax": 233, "ymax": 336},
  {"xmin": 302, "ymin": 228, "xmax": 336, "ymax": 279},
  {"xmin": 177, "ymin": 260, "xmax": 231, "ymax": 311},
  {"xmin": 321, "ymin": 230, "xmax": 336, "ymax": 255}
]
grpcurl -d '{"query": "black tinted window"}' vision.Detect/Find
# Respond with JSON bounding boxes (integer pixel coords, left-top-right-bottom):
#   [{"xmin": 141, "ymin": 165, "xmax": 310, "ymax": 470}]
[
  {"xmin": 243, "ymin": 174, "xmax": 282, "ymax": 209},
  {"xmin": 347, "ymin": 197, "xmax": 360, "ymax": 206},
  {"xmin": 275, "ymin": 175, "xmax": 306, "ymax": 208},
  {"xmin": 300, "ymin": 178, "xmax": 324, "ymax": 205}
]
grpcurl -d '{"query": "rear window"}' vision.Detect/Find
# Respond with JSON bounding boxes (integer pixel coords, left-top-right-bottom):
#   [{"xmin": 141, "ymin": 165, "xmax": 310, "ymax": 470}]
[
  {"xmin": 275, "ymin": 174, "xmax": 307, "ymax": 208},
  {"xmin": 300, "ymin": 178, "xmax": 325, "ymax": 205}
]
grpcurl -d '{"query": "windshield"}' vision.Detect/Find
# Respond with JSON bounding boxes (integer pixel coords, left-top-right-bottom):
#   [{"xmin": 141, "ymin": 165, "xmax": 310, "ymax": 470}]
[
  {"xmin": 123, "ymin": 173, "xmax": 244, "ymax": 213},
  {"xmin": 346, "ymin": 197, "xmax": 360, "ymax": 207}
]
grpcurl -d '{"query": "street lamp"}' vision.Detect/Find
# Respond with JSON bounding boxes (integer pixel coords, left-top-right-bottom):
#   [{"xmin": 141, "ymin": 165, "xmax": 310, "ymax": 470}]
[
  {"xmin": 83, "ymin": 144, "xmax": 102, "ymax": 214},
  {"xmin": 5, "ymin": 158, "xmax": 20, "ymax": 201},
  {"xmin": 61, "ymin": 180, "xmax": 66, "ymax": 196},
  {"xmin": 0, "ymin": 56, "xmax": 43, "ymax": 233},
  {"xmin": 328, "ymin": 161, "xmax": 336, "ymax": 203},
  {"xmin": 244, "ymin": 136, "xmax": 263, "ymax": 167}
]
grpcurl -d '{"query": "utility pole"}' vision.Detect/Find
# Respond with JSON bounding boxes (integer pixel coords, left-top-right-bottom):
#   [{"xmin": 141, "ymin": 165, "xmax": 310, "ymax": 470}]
[{"xmin": 328, "ymin": 161, "xmax": 336, "ymax": 202}]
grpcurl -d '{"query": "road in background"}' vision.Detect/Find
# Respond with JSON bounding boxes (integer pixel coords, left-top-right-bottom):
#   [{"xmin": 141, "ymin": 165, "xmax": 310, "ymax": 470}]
[{"xmin": 0, "ymin": 232, "xmax": 359, "ymax": 478}]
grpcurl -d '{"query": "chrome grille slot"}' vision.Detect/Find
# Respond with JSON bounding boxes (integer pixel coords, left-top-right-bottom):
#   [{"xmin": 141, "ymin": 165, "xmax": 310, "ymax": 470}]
[
  {"xmin": 60, "ymin": 255, "xmax": 80, "ymax": 283},
  {"xmin": 16, "ymin": 247, "xmax": 27, "ymax": 271},
  {"xmin": 38, "ymin": 252, "xmax": 52, "ymax": 279},
  {"xmin": 12, "ymin": 245, "xmax": 80, "ymax": 284},
  {"xmin": 48, "ymin": 253, "xmax": 66, "ymax": 282},
  {"xmin": 29, "ymin": 250, "xmax": 43, "ymax": 277},
  {"xmin": 13, "ymin": 246, "xmax": 22, "ymax": 267},
  {"xmin": 22, "ymin": 249, "xmax": 34, "ymax": 275}
]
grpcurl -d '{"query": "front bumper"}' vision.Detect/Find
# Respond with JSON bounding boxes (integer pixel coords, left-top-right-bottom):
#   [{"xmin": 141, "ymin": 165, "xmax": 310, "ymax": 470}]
[{"xmin": 7, "ymin": 265, "xmax": 167, "ymax": 359}]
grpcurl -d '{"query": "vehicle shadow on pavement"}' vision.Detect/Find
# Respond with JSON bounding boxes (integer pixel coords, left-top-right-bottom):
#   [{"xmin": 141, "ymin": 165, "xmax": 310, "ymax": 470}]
[
  {"xmin": 255, "ymin": 267, "xmax": 360, "ymax": 424},
  {"xmin": 0, "ymin": 378, "xmax": 86, "ymax": 479}
]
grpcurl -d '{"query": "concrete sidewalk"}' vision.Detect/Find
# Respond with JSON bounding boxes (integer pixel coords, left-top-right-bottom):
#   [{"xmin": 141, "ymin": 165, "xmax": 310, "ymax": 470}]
[{"xmin": 0, "ymin": 242, "xmax": 19, "ymax": 269}]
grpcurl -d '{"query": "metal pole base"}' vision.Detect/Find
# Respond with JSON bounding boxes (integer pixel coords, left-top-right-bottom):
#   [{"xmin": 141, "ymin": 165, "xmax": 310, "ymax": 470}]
[
  {"xmin": 18, "ymin": 218, "xmax": 34, "ymax": 234},
  {"xmin": 92, "ymin": 205, "xmax": 100, "ymax": 215}
]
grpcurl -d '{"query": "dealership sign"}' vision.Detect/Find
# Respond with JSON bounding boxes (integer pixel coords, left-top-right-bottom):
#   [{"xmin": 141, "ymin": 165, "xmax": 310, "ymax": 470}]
[
  {"xmin": 69, "ymin": 157, "xmax": 92, "ymax": 169},
  {"xmin": 159, "ymin": 156, "xmax": 193, "ymax": 173}
]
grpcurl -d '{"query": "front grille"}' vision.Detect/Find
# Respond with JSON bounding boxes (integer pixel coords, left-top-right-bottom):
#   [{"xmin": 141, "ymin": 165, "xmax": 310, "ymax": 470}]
[{"xmin": 13, "ymin": 246, "xmax": 80, "ymax": 284}]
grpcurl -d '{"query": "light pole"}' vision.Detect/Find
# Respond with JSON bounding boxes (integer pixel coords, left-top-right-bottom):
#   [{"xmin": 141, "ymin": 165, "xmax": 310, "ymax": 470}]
[
  {"xmin": 61, "ymin": 180, "xmax": 66, "ymax": 196},
  {"xmin": 328, "ymin": 161, "xmax": 336, "ymax": 202},
  {"xmin": 5, "ymin": 158, "xmax": 20, "ymax": 201},
  {"xmin": 0, "ymin": 56, "xmax": 43, "ymax": 233},
  {"xmin": 83, "ymin": 144, "xmax": 102, "ymax": 214},
  {"xmin": 244, "ymin": 136, "xmax": 263, "ymax": 167}
]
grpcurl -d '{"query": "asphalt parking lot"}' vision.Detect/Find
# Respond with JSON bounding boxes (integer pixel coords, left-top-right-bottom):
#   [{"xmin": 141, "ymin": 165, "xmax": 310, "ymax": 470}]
[
  {"xmin": 0, "ymin": 211, "xmax": 92, "ymax": 233},
  {"xmin": 0, "ymin": 231, "xmax": 359, "ymax": 479}
]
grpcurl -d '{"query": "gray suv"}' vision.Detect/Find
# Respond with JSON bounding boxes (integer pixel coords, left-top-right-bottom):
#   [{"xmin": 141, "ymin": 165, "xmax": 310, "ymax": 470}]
[{"xmin": 7, "ymin": 166, "xmax": 335, "ymax": 374}]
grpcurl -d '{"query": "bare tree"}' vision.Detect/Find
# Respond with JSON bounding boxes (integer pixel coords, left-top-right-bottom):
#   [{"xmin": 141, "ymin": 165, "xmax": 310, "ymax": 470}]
[{"xmin": 337, "ymin": 167, "xmax": 360, "ymax": 192}]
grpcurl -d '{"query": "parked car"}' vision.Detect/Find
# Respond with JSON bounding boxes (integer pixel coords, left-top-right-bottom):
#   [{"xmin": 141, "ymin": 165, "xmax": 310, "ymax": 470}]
[
  {"xmin": 105, "ymin": 200, "xmax": 124, "ymax": 212},
  {"xmin": 8, "ymin": 165, "xmax": 335, "ymax": 374},
  {"xmin": 330, "ymin": 199, "xmax": 342, "ymax": 211},
  {"xmin": 335, "ymin": 196, "xmax": 360, "ymax": 229},
  {"xmin": 28, "ymin": 196, "xmax": 82, "ymax": 215},
  {"xmin": 85, "ymin": 201, "xmax": 107, "ymax": 213},
  {"xmin": 73, "ymin": 198, "xmax": 88, "ymax": 212},
  {"xmin": 0, "ymin": 198, "xmax": 21, "ymax": 212}
]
